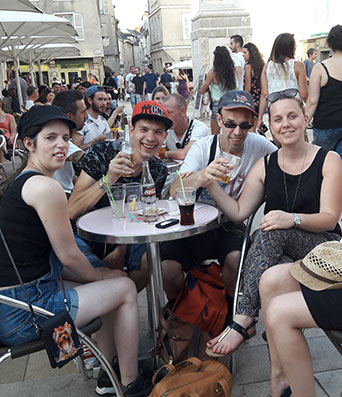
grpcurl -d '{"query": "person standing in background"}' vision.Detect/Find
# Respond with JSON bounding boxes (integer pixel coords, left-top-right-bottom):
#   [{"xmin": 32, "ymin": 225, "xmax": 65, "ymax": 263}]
[
  {"xmin": 176, "ymin": 69, "xmax": 190, "ymax": 100},
  {"xmin": 143, "ymin": 66, "xmax": 159, "ymax": 100},
  {"xmin": 304, "ymin": 48, "xmax": 318, "ymax": 85},
  {"xmin": 132, "ymin": 67, "xmax": 145, "ymax": 104},
  {"xmin": 200, "ymin": 46, "xmax": 237, "ymax": 134},
  {"xmin": 160, "ymin": 67, "xmax": 173, "ymax": 91},
  {"xmin": 125, "ymin": 66, "xmax": 136, "ymax": 109},
  {"xmin": 229, "ymin": 35, "xmax": 245, "ymax": 90},
  {"xmin": 243, "ymin": 42, "xmax": 265, "ymax": 131}
]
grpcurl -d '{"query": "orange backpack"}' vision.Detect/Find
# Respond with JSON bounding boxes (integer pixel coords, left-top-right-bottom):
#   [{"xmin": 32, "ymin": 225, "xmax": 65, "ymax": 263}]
[{"xmin": 173, "ymin": 262, "xmax": 228, "ymax": 337}]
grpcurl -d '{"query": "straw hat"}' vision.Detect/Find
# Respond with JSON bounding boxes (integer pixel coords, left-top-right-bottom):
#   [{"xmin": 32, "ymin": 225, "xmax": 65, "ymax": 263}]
[{"xmin": 290, "ymin": 241, "xmax": 342, "ymax": 291}]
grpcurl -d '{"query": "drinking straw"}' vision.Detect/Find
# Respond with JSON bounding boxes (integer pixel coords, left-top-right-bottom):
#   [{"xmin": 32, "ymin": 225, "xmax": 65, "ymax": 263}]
[
  {"xmin": 102, "ymin": 174, "xmax": 120, "ymax": 218},
  {"xmin": 176, "ymin": 170, "xmax": 187, "ymax": 202}
]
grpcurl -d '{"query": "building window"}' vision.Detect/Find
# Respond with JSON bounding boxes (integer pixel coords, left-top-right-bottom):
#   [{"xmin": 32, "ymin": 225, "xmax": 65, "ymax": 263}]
[
  {"xmin": 182, "ymin": 13, "xmax": 191, "ymax": 41},
  {"xmin": 99, "ymin": 0, "xmax": 109, "ymax": 14},
  {"xmin": 55, "ymin": 13, "xmax": 84, "ymax": 41}
]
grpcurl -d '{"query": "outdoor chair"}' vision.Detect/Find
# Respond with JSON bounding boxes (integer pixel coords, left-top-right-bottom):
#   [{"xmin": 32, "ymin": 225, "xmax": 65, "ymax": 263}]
[
  {"xmin": 0, "ymin": 135, "xmax": 7, "ymax": 179},
  {"xmin": 11, "ymin": 133, "xmax": 25, "ymax": 171},
  {"xmin": 0, "ymin": 294, "xmax": 123, "ymax": 396}
]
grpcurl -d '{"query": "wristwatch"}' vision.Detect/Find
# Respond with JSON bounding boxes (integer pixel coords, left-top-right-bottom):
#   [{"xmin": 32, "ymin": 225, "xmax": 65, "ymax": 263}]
[
  {"xmin": 98, "ymin": 177, "xmax": 107, "ymax": 192},
  {"xmin": 293, "ymin": 213, "xmax": 301, "ymax": 228}
]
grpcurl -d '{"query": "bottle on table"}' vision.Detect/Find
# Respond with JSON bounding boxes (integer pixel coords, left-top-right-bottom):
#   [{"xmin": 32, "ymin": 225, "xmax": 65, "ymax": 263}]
[{"xmin": 141, "ymin": 161, "xmax": 158, "ymax": 222}]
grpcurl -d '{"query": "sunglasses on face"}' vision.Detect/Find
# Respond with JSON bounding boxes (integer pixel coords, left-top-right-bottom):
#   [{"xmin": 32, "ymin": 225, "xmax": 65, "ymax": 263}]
[
  {"xmin": 266, "ymin": 88, "xmax": 300, "ymax": 104},
  {"xmin": 221, "ymin": 120, "xmax": 253, "ymax": 130}
]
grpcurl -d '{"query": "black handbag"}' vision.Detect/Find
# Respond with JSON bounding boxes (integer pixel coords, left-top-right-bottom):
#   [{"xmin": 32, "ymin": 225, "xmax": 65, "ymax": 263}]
[{"xmin": 0, "ymin": 226, "xmax": 83, "ymax": 368}]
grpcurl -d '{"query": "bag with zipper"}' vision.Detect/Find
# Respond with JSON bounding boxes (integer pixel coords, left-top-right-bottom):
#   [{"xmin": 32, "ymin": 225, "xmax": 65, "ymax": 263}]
[
  {"xmin": 153, "ymin": 308, "xmax": 211, "ymax": 365},
  {"xmin": 173, "ymin": 262, "xmax": 228, "ymax": 337},
  {"xmin": 149, "ymin": 357, "xmax": 232, "ymax": 397}
]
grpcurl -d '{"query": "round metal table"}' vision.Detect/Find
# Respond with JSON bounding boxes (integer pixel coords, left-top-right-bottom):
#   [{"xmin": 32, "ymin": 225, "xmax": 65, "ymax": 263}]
[{"xmin": 77, "ymin": 199, "xmax": 221, "ymax": 342}]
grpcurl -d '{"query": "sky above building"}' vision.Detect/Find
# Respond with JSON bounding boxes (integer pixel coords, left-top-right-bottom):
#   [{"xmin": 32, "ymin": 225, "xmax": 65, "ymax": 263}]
[{"xmin": 113, "ymin": 0, "xmax": 341, "ymax": 58}]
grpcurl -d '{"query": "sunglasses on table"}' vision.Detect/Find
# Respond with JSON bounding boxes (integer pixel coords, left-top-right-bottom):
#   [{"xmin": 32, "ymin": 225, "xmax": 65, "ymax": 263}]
[
  {"xmin": 266, "ymin": 88, "xmax": 300, "ymax": 104},
  {"xmin": 221, "ymin": 120, "xmax": 253, "ymax": 130}
]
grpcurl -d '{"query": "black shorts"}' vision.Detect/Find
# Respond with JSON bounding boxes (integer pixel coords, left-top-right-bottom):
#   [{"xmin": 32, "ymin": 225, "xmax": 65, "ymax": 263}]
[{"xmin": 160, "ymin": 222, "xmax": 245, "ymax": 271}]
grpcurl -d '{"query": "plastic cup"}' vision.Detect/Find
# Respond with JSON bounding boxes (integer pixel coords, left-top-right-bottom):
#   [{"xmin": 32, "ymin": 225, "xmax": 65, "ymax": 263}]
[
  {"xmin": 219, "ymin": 152, "xmax": 241, "ymax": 183},
  {"xmin": 125, "ymin": 182, "xmax": 141, "ymax": 215},
  {"xmin": 107, "ymin": 183, "xmax": 126, "ymax": 220},
  {"xmin": 175, "ymin": 187, "xmax": 196, "ymax": 226}
]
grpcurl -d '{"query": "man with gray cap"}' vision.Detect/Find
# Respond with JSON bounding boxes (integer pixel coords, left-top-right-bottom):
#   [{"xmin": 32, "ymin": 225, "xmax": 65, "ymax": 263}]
[
  {"xmin": 161, "ymin": 90, "xmax": 277, "ymax": 303},
  {"xmin": 73, "ymin": 85, "xmax": 109, "ymax": 150}
]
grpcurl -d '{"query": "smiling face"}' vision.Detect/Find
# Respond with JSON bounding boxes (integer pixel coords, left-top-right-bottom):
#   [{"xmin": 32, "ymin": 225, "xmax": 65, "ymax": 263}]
[
  {"xmin": 131, "ymin": 118, "xmax": 167, "ymax": 162},
  {"xmin": 242, "ymin": 48, "xmax": 250, "ymax": 62},
  {"xmin": 269, "ymin": 98, "xmax": 307, "ymax": 145},
  {"xmin": 25, "ymin": 120, "xmax": 70, "ymax": 173},
  {"xmin": 217, "ymin": 108, "xmax": 253, "ymax": 155}
]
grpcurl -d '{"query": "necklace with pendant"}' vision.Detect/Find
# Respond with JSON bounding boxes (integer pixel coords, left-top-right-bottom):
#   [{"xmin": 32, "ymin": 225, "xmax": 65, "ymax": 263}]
[{"xmin": 282, "ymin": 146, "xmax": 308, "ymax": 213}]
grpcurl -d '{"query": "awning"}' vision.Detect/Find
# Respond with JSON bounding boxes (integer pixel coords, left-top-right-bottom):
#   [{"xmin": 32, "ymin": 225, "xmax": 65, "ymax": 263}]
[{"xmin": 168, "ymin": 59, "xmax": 192, "ymax": 70}]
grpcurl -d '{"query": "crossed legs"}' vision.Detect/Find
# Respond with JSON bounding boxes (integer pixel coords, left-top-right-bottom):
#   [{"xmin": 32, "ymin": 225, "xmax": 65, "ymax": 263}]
[{"xmin": 260, "ymin": 263, "xmax": 318, "ymax": 397}]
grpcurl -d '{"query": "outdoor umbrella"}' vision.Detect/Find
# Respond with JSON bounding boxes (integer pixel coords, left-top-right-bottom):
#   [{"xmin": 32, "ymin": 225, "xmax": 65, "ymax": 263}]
[{"xmin": 0, "ymin": 0, "xmax": 41, "ymax": 12}]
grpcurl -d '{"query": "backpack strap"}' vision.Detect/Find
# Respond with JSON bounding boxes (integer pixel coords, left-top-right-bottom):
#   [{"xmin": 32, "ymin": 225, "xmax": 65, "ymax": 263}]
[
  {"xmin": 180, "ymin": 119, "xmax": 194, "ymax": 149},
  {"xmin": 196, "ymin": 134, "xmax": 218, "ymax": 200},
  {"xmin": 320, "ymin": 62, "xmax": 330, "ymax": 78}
]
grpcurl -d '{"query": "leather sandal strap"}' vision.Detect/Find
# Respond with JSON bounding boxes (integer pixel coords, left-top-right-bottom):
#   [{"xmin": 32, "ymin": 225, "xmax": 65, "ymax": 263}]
[{"xmin": 228, "ymin": 319, "xmax": 257, "ymax": 341}]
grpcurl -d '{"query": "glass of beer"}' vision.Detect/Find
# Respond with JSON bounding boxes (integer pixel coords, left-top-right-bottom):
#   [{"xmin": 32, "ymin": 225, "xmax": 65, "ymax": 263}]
[
  {"xmin": 158, "ymin": 142, "xmax": 167, "ymax": 159},
  {"xmin": 219, "ymin": 152, "xmax": 241, "ymax": 184},
  {"xmin": 175, "ymin": 187, "xmax": 196, "ymax": 226}
]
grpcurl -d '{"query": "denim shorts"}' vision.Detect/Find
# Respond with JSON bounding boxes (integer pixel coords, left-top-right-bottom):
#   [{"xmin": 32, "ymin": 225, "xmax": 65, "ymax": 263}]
[
  {"xmin": 0, "ymin": 270, "xmax": 78, "ymax": 346},
  {"xmin": 313, "ymin": 128, "xmax": 342, "ymax": 158}
]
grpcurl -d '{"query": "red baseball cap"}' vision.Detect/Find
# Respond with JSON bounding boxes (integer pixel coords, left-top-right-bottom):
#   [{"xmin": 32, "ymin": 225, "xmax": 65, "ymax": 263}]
[{"xmin": 132, "ymin": 100, "xmax": 172, "ymax": 130}]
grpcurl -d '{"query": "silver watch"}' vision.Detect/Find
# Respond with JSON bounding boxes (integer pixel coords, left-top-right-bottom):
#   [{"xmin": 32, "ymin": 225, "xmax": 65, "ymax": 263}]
[
  {"xmin": 98, "ymin": 177, "xmax": 107, "ymax": 192},
  {"xmin": 293, "ymin": 213, "xmax": 301, "ymax": 228}
]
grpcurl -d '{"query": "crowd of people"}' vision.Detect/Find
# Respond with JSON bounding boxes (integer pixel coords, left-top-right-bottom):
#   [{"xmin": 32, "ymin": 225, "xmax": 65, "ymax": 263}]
[{"xmin": 0, "ymin": 24, "xmax": 342, "ymax": 397}]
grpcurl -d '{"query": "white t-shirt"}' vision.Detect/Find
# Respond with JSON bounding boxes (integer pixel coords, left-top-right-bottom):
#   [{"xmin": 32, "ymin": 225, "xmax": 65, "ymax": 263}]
[
  {"xmin": 79, "ymin": 114, "xmax": 110, "ymax": 144},
  {"xmin": 232, "ymin": 52, "xmax": 245, "ymax": 90},
  {"xmin": 25, "ymin": 100, "xmax": 35, "ymax": 110},
  {"xmin": 125, "ymin": 73, "xmax": 135, "ymax": 92},
  {"xmin": 53, "ymin": 142, "xmax": 83, "ymax": 193},
  {"xmin": 180, "ymin": 133, "xmax": 277, "ymax": 202},
  {"xmin": 165, "ymin": 118, "xmax": 210, "ymax": 151}
]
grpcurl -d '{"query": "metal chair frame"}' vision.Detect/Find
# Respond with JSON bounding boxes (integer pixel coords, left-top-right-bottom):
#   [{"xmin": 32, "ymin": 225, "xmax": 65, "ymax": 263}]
[
  {"xmin": 11, "ymin": 133, "xmax": 25, "ymax": 172},
  {"xmin": 0, "ymin": 135, "xmax": 8, "ymax": 180},
  {"xmin": 0, "ymin": 294, "xmax": 123, "ymax": 397}
]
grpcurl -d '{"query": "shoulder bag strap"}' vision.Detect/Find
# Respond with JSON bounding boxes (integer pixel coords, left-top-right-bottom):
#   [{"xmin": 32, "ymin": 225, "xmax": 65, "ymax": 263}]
[
  {"xmin": 196, "ymin": 134, "xmax": 218, "ymax": 200},
  {"xmin": 180, "ymin": 119, "xmax": 194, "ymax": 149}
]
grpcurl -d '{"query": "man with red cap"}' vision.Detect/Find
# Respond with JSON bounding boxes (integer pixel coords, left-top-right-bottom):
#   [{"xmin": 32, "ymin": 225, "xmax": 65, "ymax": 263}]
[{"xmin": 68, "ymin": 101, "xmax": 171, "ymax": 293}]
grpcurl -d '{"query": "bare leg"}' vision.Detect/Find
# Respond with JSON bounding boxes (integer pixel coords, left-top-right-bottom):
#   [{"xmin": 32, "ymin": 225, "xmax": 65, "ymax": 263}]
[
  {"xmin": 73, "ymin": 277, "xmax": 139, "ymax": 387},
  {"xmin": 260, "ymin": 264, "xmax": 318, "ymax": 397},
  {"xmin": 222, "ymin": 250, "xmax": 240, "ymax": 297},
  {"xmin": 161, "ymin": 259, "xmax": 185, "ymax": 300},
  {"xmin": 127, "ymin": 252, "xmax": 149, "ymax": 293},
  {"xmin": 103, "ymin": 245, "xmax": 127, "ymax": 270}
]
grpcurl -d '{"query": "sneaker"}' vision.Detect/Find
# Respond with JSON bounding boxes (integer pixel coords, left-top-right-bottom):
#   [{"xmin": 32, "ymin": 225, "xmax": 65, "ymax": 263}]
[
  {"xmin": 96, "ymin": 370, "xmax": 152, "ymax": 397},
  {"xmin": 82, "ymin": 344, "xmax": 99, "ymax": 370}
]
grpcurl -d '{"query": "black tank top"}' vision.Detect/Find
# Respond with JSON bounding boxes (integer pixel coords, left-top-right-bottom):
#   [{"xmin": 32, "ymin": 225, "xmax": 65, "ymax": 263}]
[
  {"xmin": 313, "ymin": 62, "xmax": 342, "ymax": 129},
  {"xmin": 264, "ymin": 149, "xmax": 340, "ymax": 234},
  {"xmin": 0, "ymin": 171, "xmax": 51, "ymax": 286}
]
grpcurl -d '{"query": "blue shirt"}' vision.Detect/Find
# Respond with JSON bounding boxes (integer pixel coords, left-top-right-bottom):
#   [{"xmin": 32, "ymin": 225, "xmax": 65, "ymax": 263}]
[{"xmin": 144, "ymin": 72, "xmax": 158, "ymax": 93}]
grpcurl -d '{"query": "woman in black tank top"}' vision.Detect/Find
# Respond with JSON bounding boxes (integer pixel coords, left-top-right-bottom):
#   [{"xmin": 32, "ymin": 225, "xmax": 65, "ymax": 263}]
[
  {"xmin": 0, "ymin": 106, "xmax": 147, "ymax": 395},
  {"xmin": 306, "ymin": 25, "xmax": 342, "ymax": 158},
  {"xmin": 203, "ymin": 90, "xmax": 342, "ymax": 396}
]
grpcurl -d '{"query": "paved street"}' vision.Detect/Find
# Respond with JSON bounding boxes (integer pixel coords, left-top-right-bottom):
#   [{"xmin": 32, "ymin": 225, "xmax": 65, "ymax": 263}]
[{"xmin": 0, "ymin": 100, "xmax": 341, "ymax": 396}]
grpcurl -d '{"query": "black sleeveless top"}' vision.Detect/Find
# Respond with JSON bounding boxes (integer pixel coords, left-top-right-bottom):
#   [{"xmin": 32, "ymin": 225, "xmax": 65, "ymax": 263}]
[
  {"xmin": 0, "ymin": 171, "xmax": 51, "ymax": 286},
  {"xmin": 264, "ymin": 149, "xmax": 341, "ymax": 235},
  {"xmin": 313, "ymin": 62, "xmax": 342, "ymax": 129}
]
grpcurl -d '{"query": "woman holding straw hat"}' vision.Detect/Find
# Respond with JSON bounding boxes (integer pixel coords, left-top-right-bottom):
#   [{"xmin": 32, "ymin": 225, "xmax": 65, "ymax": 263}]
[{"xmin": 260, "ymin": 241, "xmax": 342, "ymax": 397}]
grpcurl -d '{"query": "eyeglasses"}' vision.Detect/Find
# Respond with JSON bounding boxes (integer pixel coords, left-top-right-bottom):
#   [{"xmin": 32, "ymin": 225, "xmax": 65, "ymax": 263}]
[
  {"xmin": 221, "ymin": 120, "xmax": 253, "ymax": 130},
  {"xmin": 266, "ymin": 89, "xmax": 300, "ymax": 104}
]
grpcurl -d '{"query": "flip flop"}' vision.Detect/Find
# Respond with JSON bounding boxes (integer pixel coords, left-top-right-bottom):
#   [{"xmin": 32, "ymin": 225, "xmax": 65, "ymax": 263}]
[{"xmin": 206, "ymin": 319, "xmax": 257, "ymax": 357}]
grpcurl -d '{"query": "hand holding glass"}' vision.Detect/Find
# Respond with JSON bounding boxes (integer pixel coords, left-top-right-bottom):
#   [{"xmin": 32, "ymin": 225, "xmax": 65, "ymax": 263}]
[{"xmin": 219, "ymin": 152, "xmax": 241, "ymax": 184}]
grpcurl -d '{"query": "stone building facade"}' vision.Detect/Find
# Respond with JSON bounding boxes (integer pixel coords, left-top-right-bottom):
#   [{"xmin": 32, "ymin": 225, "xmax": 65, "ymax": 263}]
[{"xmin": 147, "ymin": 0, "xmax": 192, "ymax": 74}]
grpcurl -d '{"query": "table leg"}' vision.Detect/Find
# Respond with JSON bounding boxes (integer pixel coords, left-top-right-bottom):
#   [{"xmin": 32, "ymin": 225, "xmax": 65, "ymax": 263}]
[{"xmin": 146, "ymin": 242, "xmax": 166, "ymax": 344}]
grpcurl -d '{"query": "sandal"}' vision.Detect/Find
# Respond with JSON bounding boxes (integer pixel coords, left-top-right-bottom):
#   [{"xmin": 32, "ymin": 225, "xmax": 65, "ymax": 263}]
[{"xmin": 206, "ymin": 319, "xmax": 257, "ymax": 357}]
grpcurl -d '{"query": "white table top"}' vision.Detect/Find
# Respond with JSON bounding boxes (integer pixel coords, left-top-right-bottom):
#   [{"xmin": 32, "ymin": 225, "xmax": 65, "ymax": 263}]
[{"xmin": 77, "ymin": 200, "xmax": 221, "ymax": 244}]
